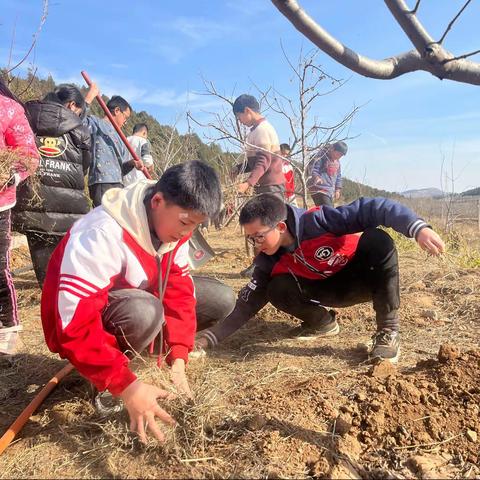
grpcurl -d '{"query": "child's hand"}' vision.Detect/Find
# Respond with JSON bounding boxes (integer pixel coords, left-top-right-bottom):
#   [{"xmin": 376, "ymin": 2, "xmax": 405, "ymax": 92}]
[
  {"xmin": 170, "ymin": 358, "xmax": 193, "ymax": 399},
  {"xmin": 134, "ymin": 159, "xmax": 144, "ymax": 170},
  {"xmin": 416, "ymin": 227, "xmax": 445, "ymax": 256},
  {"xmin": 119, "ymin": 380, "xmax": 175, "ymax": 444}
]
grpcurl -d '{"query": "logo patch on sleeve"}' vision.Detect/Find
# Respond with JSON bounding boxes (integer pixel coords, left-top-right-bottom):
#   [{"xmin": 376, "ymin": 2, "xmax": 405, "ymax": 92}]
[
  {"xmin": 241, "ymin": 279, "xmax": 258, "ymax": 302},
  {"xmin": 314, "ymin": 246, "xmax": 334, "ymax": 262}
]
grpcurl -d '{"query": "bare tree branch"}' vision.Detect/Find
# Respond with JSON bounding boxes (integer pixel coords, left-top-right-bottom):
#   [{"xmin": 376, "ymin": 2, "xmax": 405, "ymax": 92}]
[
  {"xmin": 438, "ymin": 0, "xmax": 472, "ymax": 45},
  {"xmin": 15, "ymin": 67, "xmax": 39, "ymax": 98},
  {"xmin": 7, "ymin": 0, "xmax": 48, "ymax": 74},
  {"xmin": 271, "ymin": 0, "xmax": 480, "ymax": 85},
  {"xmin": 7, "ymin": 16, "xmax": 18, "ymax": 72},
  {"xmin": 384, "ymin": 0, "xmax": 436, "ymax": 55},
  {"xmin": 445, "ymin": 48, "xmax": 480, "ymax": 63},
  {"xmin": 271, "ymin": 0, "xmax": 425, "ymax": 79},
  {"xmin": 409, "ymin": 0, "xmax": 422, "ymax": 15}
]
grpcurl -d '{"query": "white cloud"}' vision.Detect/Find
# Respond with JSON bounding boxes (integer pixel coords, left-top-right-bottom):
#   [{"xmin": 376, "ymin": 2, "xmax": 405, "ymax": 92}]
[
  {"xmin": 169, "ymin": 17, "xmax": 234, "ymax": 43},
  {"xmin": 140, "ymin": 89, "xmax": 222, "ymax": 110},
  {"xmin": 148, "ymin": 16, "xmax": 238, "ymax": 63},
  {"xmin": 56, "ymin": 71, "xmax": 224, "ymax": 114}
]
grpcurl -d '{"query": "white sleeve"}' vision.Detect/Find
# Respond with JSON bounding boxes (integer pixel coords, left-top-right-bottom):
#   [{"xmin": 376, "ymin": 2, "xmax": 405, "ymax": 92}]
[{"xmin": 58, "ymin": 228, "xmax": 124, "ymax": 329}]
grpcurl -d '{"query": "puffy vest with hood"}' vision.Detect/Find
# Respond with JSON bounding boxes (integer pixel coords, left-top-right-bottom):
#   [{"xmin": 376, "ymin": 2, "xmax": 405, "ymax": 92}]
[{"xmin": 13, "ymin": 100, "xmax": 91, "ymax": 234}]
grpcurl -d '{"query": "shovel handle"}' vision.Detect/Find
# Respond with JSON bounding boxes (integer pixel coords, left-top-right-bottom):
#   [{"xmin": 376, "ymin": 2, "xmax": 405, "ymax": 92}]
[{"xmin": 81, "ymin": 70, "xmax": 152, "ymax": 180}]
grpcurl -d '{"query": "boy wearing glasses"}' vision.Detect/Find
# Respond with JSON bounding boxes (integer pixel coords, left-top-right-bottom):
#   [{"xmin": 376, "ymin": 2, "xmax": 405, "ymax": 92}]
[
  {"xmin": 84, "ymin": 85, "xmax": 143, "ymax": 206},
  {"xmin": 196, "ymin": 194, "xmax": 445, "ymax": 363}
]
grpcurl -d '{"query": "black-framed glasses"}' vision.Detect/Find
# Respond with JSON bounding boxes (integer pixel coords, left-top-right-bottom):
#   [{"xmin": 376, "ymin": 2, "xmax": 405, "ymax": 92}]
[{"xmin": 246, "ymin": 225, "xmax": 278, "ymax": 247}]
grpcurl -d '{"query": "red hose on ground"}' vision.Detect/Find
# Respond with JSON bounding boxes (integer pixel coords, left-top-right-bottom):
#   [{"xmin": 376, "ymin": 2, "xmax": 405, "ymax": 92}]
[
  {"xmin": 80, "ymin": 70, "xmax": 152, "ymax": 180},
  {"xmin": 0, "ymin": 362, "xmax": 75, "ymax": 455}
]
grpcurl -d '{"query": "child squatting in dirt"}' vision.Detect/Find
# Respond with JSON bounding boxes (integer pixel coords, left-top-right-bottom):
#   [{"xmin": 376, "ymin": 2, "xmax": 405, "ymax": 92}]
[
  {"xmin": 196, "ymin": 194, "xmax": 445, "ymax": 363},
  {"xmin": 41, "ymin": 161, "xmax": 236, "ymax": 443}
]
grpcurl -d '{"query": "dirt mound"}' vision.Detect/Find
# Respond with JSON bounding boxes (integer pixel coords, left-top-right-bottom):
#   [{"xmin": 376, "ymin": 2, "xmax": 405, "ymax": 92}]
[
  {"xmin": 208, "ymin": 346, "xmax": 479, "ymax": 479},
  {"xmin": 334, "ymin": 346, "xmax": 479, "ymax": 478}
]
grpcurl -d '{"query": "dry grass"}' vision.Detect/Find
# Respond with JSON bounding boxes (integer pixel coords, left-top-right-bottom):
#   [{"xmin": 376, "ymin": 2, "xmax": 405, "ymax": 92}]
[
  {"xmin": 0, "ymin": 221, "xmax": 479, "ymax": 479},
  {"xmin": 0, "ymin": 149, "xmax": 41, "ymax": 206}
]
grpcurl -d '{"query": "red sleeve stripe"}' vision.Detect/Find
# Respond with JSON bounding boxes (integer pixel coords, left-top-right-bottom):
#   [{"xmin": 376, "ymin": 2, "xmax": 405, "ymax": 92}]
[
  {"xmin": 58, "ymin": 286, "xmax": 89, "ymax": 299},
  {"xmin": 59, "ymin": 280, "xmax": 95, "ymax": 296},
  {"xmin": 60, "ymin": 274, "xmax": 100, "ymax": 293}
]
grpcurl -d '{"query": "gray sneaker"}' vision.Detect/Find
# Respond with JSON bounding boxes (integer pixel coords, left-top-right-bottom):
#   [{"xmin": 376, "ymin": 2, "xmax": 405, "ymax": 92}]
[
  {"xmin": 369, "ymin": 329, "xmax": 400, "ymax": 363},
  {"xmin": 290, "ymin": 310, "xmax": 340, "ymax": 341}
]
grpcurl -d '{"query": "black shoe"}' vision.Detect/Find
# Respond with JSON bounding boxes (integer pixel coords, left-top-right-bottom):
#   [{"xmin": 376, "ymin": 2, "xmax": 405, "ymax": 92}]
[
  {"xmin": 369, "ymin": 329, "xmax": 400, "ymax": 363},
  {"xmin": 240, "ymin": 263, "xmax": 256, "ymax": 278},
  {"xmin": 290, "ymin": 310, "xmax": 340, "ymax": 340}
]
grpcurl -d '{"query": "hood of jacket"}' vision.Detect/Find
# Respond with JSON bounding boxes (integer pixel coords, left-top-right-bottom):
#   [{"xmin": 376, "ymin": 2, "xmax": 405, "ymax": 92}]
[
  {"xmin": 101, "ymin": 180, "xmax": 179, "ymax": 256},
  {"xmin": 25, "ymin": 100, "xmax": 82, "ymax": 136}
]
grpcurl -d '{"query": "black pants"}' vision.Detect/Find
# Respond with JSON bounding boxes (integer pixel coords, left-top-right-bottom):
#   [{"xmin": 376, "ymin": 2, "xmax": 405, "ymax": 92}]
[
  {"xmin": 89, "ymin": 183, "xmax": 123, "ymax": 208},
  {"xmin": 311, "ymin": 192, "xmax": 333, "ymax": 207},
  {"xmin": 25, "ymin": 231, "xmax": 63, "ymax": 288},
  {"xmin": 267, "ymin": 228, "xmax": 400, "ymax": 331},
  {"xmin": 102, "ymin": 275, "xmax": 236, "ymax": 354},
  {"xmin": 0, "ymin": 209, "xmax": 18, "ymax": 328}
]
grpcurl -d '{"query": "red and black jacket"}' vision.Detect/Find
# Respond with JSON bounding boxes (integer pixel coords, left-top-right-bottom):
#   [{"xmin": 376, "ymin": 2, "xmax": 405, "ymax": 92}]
[{"xmin": 201, "ymin": 197, "xmax": 429, "ymax": 346}]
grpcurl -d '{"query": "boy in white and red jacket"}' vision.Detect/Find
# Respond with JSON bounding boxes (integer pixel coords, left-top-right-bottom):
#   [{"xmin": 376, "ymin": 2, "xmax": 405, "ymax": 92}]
[
  {"xmin": 196, "ymin": 194, "xmax": 445, "ymax": 363},
  {"xmin": 41, "ymin": 160, "xmax": 235, "ymax": 443}
]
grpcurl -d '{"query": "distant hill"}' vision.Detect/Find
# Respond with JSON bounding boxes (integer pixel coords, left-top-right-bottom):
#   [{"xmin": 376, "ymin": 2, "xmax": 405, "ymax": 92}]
[
  {"xmin": 401, "ymin": 188, "xmax": 445, "ymax": 199},
  {"xmin": 3, "ymin": 69, "xmax": 236, "ymax": 178},
  {"xmin": 461, "ymin": 187, "xmax": 480, "ymax": 196},
  {"xmin": 341, "ymin": 178, "xmax": 401, "ymax": 203}
]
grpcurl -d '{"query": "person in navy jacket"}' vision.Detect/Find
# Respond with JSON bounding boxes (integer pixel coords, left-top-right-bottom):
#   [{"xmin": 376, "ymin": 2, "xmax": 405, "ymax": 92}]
[{"xmin": 196, "ymin": 194, "xmax": 445, "ymax": 363}]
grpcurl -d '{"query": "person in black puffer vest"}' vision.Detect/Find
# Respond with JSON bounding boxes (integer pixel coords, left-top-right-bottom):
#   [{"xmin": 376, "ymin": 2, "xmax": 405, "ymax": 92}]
[{"xmin": 13, "ymin": 84, "xmax": 92, "ymax": 286}]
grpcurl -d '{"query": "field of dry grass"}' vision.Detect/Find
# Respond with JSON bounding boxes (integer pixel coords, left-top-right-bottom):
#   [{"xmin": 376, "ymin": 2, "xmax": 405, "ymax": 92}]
[{"xmin": 0, "ymin": 223, "xmax": 479, "ymax": 479}]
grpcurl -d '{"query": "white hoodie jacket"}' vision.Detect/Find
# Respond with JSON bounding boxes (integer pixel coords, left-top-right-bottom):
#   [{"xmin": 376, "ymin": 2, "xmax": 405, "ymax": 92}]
[{"xmin": 41, "ymin": 180, "xmax": 195, "ymax": 395}]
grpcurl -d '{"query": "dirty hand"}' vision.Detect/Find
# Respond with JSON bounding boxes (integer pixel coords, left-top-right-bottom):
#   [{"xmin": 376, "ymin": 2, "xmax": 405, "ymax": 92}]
[
  {"xmin": 170, "ymin": 358, "xmax": 193, "ymax": 399},
  {"xmin": 120, "ymin": 380, "xmax": 175, "ymax": 443},
  {"xmin": 237, "ymin": 182, "xmax": 250, "ymax": 194},
  {"xmin": 416, "ymin": 227, "xmax": 445, "ymax": 256},
  {"xmin": 85, "ymin": 83, "xmax": 100, "ymax": 105}
]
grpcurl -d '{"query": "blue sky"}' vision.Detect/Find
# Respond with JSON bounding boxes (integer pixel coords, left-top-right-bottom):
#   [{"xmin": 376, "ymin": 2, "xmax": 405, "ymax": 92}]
[{"xmin": 1, "ymin": 0, "xmax": 479, "ymax": 192}]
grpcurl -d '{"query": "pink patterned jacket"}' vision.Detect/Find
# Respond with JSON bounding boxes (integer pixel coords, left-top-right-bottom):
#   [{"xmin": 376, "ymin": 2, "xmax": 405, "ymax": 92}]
[{"xmin": 0, "ymin": 95, "xmax": 39, "ymax": 211}]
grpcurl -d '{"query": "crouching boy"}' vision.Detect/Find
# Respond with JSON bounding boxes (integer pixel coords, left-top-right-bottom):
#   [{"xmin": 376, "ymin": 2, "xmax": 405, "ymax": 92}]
[
  {"xmin": 196, "ymin": 194, "xmax": 445, "ymax": 363},
  {"xmin": 41, "ymin": 161, "xmax": 235, "ymax": 443}
]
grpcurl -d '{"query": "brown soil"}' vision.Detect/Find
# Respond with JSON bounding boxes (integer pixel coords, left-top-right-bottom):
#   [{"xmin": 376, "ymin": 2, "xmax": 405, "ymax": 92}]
[{"xmin": 0, "ymin": 226, "xmax": 479, "ymax": 479}]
